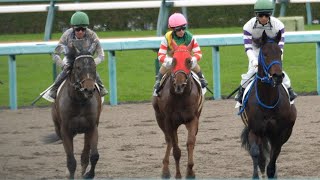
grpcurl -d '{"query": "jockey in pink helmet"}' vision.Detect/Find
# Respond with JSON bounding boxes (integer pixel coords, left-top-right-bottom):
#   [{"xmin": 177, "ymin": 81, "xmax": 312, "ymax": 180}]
[
  {"xmin": 168, "ymin": 12, "xmax": 187, "ymax": 28},
  {"xmin": 153, "ymin": 13, "xmax": 208, "ymax": 96}
]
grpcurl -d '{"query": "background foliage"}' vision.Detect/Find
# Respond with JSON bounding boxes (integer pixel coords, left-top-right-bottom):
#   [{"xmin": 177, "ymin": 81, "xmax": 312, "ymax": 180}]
[{"xmin": 0, "ymin": 1, "xmax": 319, "ymax": 34}]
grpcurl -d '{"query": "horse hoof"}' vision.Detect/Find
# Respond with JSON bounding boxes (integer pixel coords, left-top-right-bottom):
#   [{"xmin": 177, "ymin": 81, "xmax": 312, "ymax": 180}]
[
  {"xmin": 83, "ymin": 172, "xmax": 95, "ymax": 179},
  {"xmin": 186, "ymin": 173, "xmax": 195, "ymax": 179},
  {"xmin": 161, "ymin": 172, "xmax": 171, "ymax": 179}
]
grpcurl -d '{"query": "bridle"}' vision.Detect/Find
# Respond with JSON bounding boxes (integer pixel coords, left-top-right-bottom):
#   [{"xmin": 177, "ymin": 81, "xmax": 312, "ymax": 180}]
[
  {"xmin": 72, "ymin": 55, "xmax": 96, "ymax": 92},
  {"xmin": 255, "ymin": 40, "xmax": 283, "ymax": 109}
]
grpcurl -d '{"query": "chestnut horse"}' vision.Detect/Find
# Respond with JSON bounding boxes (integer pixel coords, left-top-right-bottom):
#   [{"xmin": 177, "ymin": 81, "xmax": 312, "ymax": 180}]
[
  {"xmin": 239, "ymin": 31, "xmax": 297, "ymax": 179},
  {"xmin": 152, "ymin": 40, "xmax": 205, "ymax": 179},
  {"xmin": 46, "ymin": 54, "xmax": 102, "ymax": 179}
]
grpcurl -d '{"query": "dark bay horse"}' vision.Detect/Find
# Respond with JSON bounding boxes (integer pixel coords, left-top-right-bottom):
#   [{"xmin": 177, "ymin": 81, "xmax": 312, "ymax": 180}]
[
  {"xmin": 239, "ymin": 30, "xmax": 297, "ymax": 179},
  {"xmin": 47, "ymin": 54, "xmax": 102, "ymax": 179},
  {"xmin": 152, "ymin": 40, "xmax": 205, "ymax": 179}
]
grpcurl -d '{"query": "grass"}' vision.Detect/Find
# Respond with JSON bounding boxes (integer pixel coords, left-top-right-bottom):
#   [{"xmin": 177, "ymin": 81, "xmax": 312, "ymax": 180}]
[{"xmin": 0, "ymin": 25, "xmax": 319, "ymax": 108}]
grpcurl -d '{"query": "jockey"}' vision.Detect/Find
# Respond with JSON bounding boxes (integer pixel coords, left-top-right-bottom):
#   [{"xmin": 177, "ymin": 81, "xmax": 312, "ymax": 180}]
[
  {"xmin": 235, "ymin": 0, "xmax": 297, "ymax": 103},
  {"xmin": 48, "ymin": 11, "xmax": 108, "ymax": 99},
  {"xmin": 153, "ymin": 12, "xmax": 208, "ymax": 96}
]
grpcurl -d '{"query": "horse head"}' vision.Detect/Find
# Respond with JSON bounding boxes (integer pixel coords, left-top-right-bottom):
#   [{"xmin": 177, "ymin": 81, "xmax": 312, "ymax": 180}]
[
  {"xmin": 71, "ymin": 54, "xmax": 97, "ymax": 99},
  {"xmin": 170, "ymin": 39, "xmax": 193, "ymax": 95},
  {"xmin": 257, "ymin": 30, "xmax": 284, "ymax": 87}
]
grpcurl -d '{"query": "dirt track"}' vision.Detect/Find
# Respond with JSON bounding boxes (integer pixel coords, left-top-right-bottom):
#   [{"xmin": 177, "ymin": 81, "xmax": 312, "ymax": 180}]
[{"xmin": 0, "ymin": 96, "xmax": 320, "ymax": 179}]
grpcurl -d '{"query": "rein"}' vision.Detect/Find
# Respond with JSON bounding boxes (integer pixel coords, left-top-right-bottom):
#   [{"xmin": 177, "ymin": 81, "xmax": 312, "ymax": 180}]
[
  {"xmin": 239, "ymin": 43, "xmax": 282, "ymax": 114},
  {"xmin": 172, "ymin": 70, "xmax": 191, "ymax": 85},
  {"xmin": 255, "ymin": 44, "xmax": 282, "ymax": 109}
]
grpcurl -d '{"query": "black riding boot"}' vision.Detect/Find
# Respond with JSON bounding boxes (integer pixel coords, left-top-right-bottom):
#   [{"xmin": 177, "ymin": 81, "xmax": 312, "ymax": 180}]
[
  {"xmin": 96, "ymin": 72, "xmax": 108, "ymax": 97},
  {"xmin": 196, "ymin": 71, "xmax": 208, "ymax": 88},
  {"xmin": 288, "ymin": 87, "xmax": 297, "ymax": 101},
  {"xmin": 235, "ymin": 86, "xmax": 245, "ymax": 104},
  {"xmin": 48, "ymin": 70, "xmax": 69, "ymax": 99},
  {"xmin": 153, "ymin": 72, "xmax": 164, "ymax": 96}
]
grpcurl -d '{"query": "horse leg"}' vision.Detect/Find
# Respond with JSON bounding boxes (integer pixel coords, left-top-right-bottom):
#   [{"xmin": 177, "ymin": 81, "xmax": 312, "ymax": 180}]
[
  {"xmin": 61, "ymin": 129, "xmax": 76, "ymax": 179},
  {"xmin": 248, "ymin": 131, "xmax": 260, "ymax": 179},
  {"xmin": 185, "ymin": 118, "xmax": 199, "ymax": 179},
  {"xmin": 267, "ymin": 127, "xmax": 293, "ymax": 178},
  {"xmin": 267, "ymin": 144, "xmax": 281, "ymax": 179},
  {"xmin": 171, "ymin": 129, "xmax": 182, "ymax": 179},
  {"xmin": 162, "ymin": 133, "xmax": 172, "ymax": 179},
  {"xmin": 81, "ymin": 133, "xmax": 91, "ymax": 176},
  {"xmin": 83, "ymin": 127, "xmax": 99, "ymax": 179},
  {"xmin": 258, "ymin": 137, "xmax": 269, "ymax": 178}
]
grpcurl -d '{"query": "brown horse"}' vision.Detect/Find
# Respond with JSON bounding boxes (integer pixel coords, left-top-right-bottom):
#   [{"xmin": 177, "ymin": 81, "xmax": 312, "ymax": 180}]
[
  {"xmin": 239, "ymin": 30, "xmax": 297, "ymax": 179},
  {"xmin": 152, "ymin": 40, "xmax": 205, "ymax": 179},
  {"xmin": 45, "ymin": 54, "xmax": 102, "ymax": 179}
]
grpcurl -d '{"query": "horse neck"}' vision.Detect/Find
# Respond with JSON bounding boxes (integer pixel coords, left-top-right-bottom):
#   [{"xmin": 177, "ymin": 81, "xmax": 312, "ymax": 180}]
[{"xmin": 256, "ymin": 80, "xmax": 279, "ymax": 105}]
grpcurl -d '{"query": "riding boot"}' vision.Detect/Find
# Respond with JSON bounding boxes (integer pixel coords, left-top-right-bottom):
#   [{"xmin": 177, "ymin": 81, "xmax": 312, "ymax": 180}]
[
  {"xmin": 96, "ymin": 73, "xmax": 108, "ymax": 97},
  {"xmin": 48, "ymin": 70, "xmax": 68, "ymax": 99},
  {"xmin": 288, "ymin": 87, "xmax": 297, "ymax": 101},
  {"xmin": 196, "ymin": 71, "xmax": 208, "ymax": 88},
  {"xmin": 153, "ymin": 72, "xmax": 164, "ymax": 96},
  {"xmin": 235, "ymin": 86, "xmax": 245, "ymax": 104}
]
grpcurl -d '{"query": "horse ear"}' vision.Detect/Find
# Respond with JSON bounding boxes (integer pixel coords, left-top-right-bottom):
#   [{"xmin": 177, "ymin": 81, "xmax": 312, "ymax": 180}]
[
  {"xmin": 275, "ymin": 30, "xmax": 282, "ymax": 44},
  {"xmin": 187, "ymin": 39, "xmax": 194, "ymax": 52},
  {"xmin": 261, "ymin": 30, "xmax": 268, "ymax": 45},
  {"xmin": 171, "ymin": 39, "xmax": 179, "ymax": 51}
]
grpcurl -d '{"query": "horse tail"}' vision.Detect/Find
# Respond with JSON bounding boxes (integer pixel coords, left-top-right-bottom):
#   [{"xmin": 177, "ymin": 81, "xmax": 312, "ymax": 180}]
[
  {"xmin": 240, "ymin": 126, "xmax": 250, "ymax": 152},
  {"xmin": 42, "ymin": 133, "xmax": 61, "ymax": 144},
  {"xmin": 241, "ymin": 127, "xmax": 270, "ymax": 158}
]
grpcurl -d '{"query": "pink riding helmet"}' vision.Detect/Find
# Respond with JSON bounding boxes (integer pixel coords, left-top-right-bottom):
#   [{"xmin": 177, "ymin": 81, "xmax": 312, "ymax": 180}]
[{"xmin": 168, "ymin": 13, "xmax": 187, "ymax": 28}]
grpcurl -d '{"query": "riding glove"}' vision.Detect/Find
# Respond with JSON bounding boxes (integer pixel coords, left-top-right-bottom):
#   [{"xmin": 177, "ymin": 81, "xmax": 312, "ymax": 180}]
[
  {"xmin": 163, "ymin": 57, "xmax": 173, "ymax": 68},
  {"xmin": 191, "ymin": 56, "xmax": 197, "ymax": 69}
]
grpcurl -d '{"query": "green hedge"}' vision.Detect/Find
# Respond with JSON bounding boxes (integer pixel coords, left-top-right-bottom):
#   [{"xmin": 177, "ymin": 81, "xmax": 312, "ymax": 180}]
[{"xmin": 0, "ymin": 2, "xmax": 319, "ymax": 34}]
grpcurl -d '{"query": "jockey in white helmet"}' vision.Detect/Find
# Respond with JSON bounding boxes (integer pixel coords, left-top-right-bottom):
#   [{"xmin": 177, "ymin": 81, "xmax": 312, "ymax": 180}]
[{"xmin": 235, "ymin": 0, "xmax": 297, "ymax": 103}]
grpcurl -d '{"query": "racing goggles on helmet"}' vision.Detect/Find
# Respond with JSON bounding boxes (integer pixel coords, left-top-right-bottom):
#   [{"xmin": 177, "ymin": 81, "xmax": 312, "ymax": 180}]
[
  {"xmin": 257, "ymin": 12, "xmax": 271, "ymax": 18},
  {"xmin": 74, "ymin": 27, "xmax": 87, "ymax": 32},
  {"xmin": 173, "ymin": 25, "xmax": 187, "ymax": 32}
]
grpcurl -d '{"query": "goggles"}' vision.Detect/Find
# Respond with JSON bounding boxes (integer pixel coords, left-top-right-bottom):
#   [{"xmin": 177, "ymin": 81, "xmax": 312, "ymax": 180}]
[
  {"xmin": 74, "ymin": 27, "xmax": 87, "ymax": 32},
  {"xmin": 257, "ymin": 13, "xmax": 271, "ymax": 18},
  {"xmin": 174, "ymin": 25, "xmax": 187, "ymax": 32}
]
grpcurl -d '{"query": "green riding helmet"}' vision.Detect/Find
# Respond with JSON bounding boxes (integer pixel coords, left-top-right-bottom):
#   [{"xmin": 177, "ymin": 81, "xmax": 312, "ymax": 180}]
[
  {"xmin": 254, "ymin": 0, "xmax": 274, "ymax": 14},
  {"xmin": 70, "ymin": 11, "xmax": 89, "ymax": 27}
]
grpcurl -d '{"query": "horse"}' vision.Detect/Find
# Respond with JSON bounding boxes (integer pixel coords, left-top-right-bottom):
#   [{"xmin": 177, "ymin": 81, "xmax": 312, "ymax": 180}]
[
  {"xmin": 45, "ymin": 53, "xmax": 102, "ymax": 179},
  {"xmin": 152, "ymin": 40, "xmax": 205, "ymax": 179},
  {"xmin": 239, "ymin": 30, "xmax": 297, "ymax": 179}
]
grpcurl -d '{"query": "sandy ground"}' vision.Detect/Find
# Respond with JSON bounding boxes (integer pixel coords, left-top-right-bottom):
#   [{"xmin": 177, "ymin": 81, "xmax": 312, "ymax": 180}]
[{"xmin": 0, "ymin": 96, "xmax": 320, "ymax": 179}]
